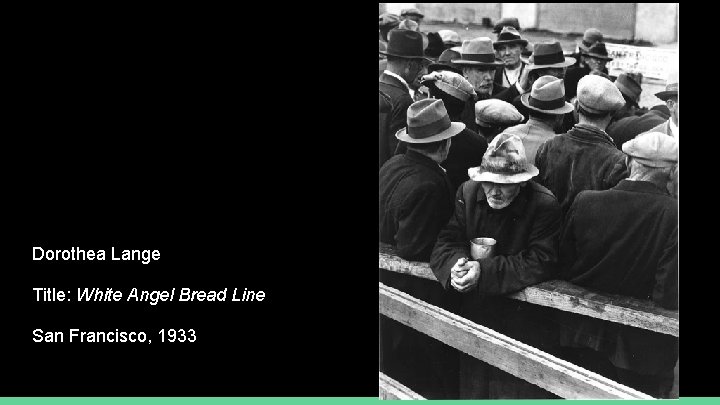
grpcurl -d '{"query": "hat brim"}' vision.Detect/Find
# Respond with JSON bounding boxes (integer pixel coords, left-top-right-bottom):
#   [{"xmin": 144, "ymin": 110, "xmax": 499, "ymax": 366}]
[
  {"xmin": 451, "ymin": 58, "xmax": 504, "ymax": 67},
  {"xmin": 379, "ymin": 50, "xmax": 433, "ymax": 62},
  {"xmin": 468, "ymin": 165, "xmax": 539, "ymax": 183},
  {"xmin": 581, "ymin": 51, "xmax": 613, "ymax": 61},
  {"xmin": 396, "ymin": 122, "xmax": 466, "ymax": 144},
  {"xmin": 427, "ymin": 63, "xmax": 463, "ymax": 75},
  {"xmin": 655, "ymin": 90, "xmax": 678, "ymax": 101},
  {"xmin": 493, "ymin": 39, "xmax": 529, "ymax": 49},
  {"xmin": 520, "ymin": 93, "xmax": 575, "ymax": 114},
  {"xmin": 521, "ymin": 56, "xmax": 576, "ymax": 70}
]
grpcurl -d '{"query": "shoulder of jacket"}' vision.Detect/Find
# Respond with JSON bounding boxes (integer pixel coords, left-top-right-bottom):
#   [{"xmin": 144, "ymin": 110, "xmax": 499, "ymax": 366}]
[{"xmin": 528, "ymin": 181, "xmax": 559, "ymax": 204}]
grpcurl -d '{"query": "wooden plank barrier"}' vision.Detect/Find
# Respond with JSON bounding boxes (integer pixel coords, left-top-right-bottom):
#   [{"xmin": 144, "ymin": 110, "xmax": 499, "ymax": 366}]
[
  {"xmin": 379, "ymin": 372, "xmax": 425, "ymax": 400},
  {"xmin": 379, "ymin": 282, "xmax": 653, "ymax": 399},
  {"xmin": 379, "ymin": 243, "xmax": 678, "ymax": 337}
]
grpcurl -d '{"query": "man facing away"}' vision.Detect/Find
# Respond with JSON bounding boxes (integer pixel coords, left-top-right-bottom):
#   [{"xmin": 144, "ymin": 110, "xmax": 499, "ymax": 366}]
[{"xmin": 558, "ymin": 131, "xmax": 678, "ymax": 398}]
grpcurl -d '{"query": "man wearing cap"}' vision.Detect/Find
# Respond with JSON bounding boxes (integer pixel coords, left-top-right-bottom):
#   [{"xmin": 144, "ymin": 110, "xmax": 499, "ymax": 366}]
[
  {"xmin": 379, "ymin": 29, "xmax": 431, "ymax": 168},
  {"xmin": 558, "ymin": 131, "xmax": 678, "ymax": 398},
  {"xmin": 380, "ymin": 98, "xmax": 466, "ymax": 399},
  {"xmin": 379, "ymin": 13, "xmax": 401, "ymax": 44},
  {"xmin": 564, "ymin": 42, "xmax": 614, "ymax": 101},
  {"xmin": 645, "ymin": 71, "xmax": 678, "ymax": 198},
  {"xmin": 473, "ymin": 99, "xmax": 524, "ymax": 142},
  {"xmin": 418, "ymin": 70, "xmax": 489, "ymax": 192},
  {"xmin": 507, "ymin": 75, "xmax": 574, "ymax": 165},
  {"xmin": 431, "ymin": 132, "xmax": 562, "ymax": 398},
  {"xmin": 535, "ymin": 75, "xmax": 629, "ymax": 216},
  {"xmin": 493, "ymin": 27, "xmax": 528, "ymax": 88},
  {"xmin": 451, "ymin": 37, "xmax": 506, "ymax": 131},
  {"xmin": 400, "ymin": 7, "xmax": 424, "ymax": 27},
  {"xmin": 438, "ymin": 29, "xmax": 462, "ymax": 50}
]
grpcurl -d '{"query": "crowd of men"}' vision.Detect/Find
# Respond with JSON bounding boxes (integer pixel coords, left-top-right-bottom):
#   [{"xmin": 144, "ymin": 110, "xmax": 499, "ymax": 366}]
[{"xmin": 379, "ymin": 9, "xmax": 678, "ymax": 400}]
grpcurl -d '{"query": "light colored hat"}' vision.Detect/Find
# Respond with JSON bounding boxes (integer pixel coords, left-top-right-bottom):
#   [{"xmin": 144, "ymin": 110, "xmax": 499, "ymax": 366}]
[
  {"xmin": 577, "ymin": 74, "xmax": 625, "ymax": 114},
  {"xmin": 622, "ymin": 131, "xmax": 678, "ymax": 168},
  {"xmin": 615, "ymin": 73, "xmax": 643, "ymax": 106},
  {"xmin": 522, "ymin": 41, "xmax": 576, "ymax": 70},
  {"xmin": 401, "ymin": 8, "xmax": 424, "ymax": 18},
  {"xmin": 656, "ymin": 69, "xmax": 679, "ymax": 101},
  {"xmin": 474, "ymin": 99, "xmax": 524, "ymax": 127},
  {"xmin": 420, "ymin": 71, "xmax": 476, "ymax": 102},
  {"xmin": 379, "ymin": 13, "xmax": 401, "ymax": 30},
  {"xmin": 469, "ymin": 132, "xmax": 539, "ymax": 183},
  {"xmin": 451, "ymin": 37, "xmax": 504, "ymax": 67},
  {"xmin": 520, "ymin": 75, "xmax": 574, "ymax": 115},
  {"xmin": 438, "ymin": 30, "xmax": 462, "ymax": 46},
  {"xmin": 398, "ymin": 19, "xmax": 419, "ymax": 31},
  {"xmin": 396, "ymin": 99, "xmax": 466, "ymax": 144}
]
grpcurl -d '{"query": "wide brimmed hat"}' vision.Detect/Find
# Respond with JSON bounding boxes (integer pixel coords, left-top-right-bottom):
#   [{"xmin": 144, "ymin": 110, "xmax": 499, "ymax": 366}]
[
  {"xmin": 401, "ymin": 7, "xmax": 424, "ymax": 18},
  {"xmin": 452, "ymin": 37, "xmax": 504, "ymax": 67},
  {"xmin": 493, "ymin": 17, "xmax": 520, "ymax": 34},
  {"xmin": 614, "ymin": 73, "xmax": 643, "ymax": 106},
  {"xmin": 421, "ymin": 71, "xmax": 476, "ymax": 102},
  {"xmin": 578, "ymin": 28, "xmax": 603, "ymax": 52},
  {"xmin": 622, "ymin": 131, "xmax": 678, "ymax": 168},
  {"xmin": 438, "ymin": 30, "xmax": 462, "ymax": 47},
  {"xmin": 396, "ymin": 99, "xmax": 465, "ymax": 144},
  {"xmin": 428, "ymin": 48, "xmax": 463, "ymax": 75},
  {"xmin": 468, "ymin": 132, "xmax": 539, "ymax": 183},
  {"xmin": 577, "ymin": 74, "xmax": 625, "ymax": 114},
  {"xmin": 493, "ymin": 26, "xmax": 528, "ymax": 48},
  {"xmin": 582, "ymin": 42, "xmax": 613, "ymax": 61},
  {"xmin": 522, "ymin": 41, "xmax": 576, "ymax": 70},
  {"xmin": 520, "ymin": 75, "xmax": 574, "ymax": 114},
  {"xmin": 656, "ymin": 69, "xmax": 678, "ymax": 101},
  {"xmin": 379, "ymin": 29, "xmax": 431, "ymax": 61}
]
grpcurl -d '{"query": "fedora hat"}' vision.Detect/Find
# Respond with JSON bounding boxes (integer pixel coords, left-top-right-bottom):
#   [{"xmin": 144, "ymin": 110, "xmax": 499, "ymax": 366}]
[
  {"xmin": 656, "ymin": 69, "xmax": 678, "ymax": 101},
  {"xmin": 379, "ymin": 29, "xmax": 431, "ymax": 61},
  {"xmin": 614, "ymin": 73, "xmax": 643, "ymax": 106},
  {"xmin": 578, "ymin": 28, "xmax": 603, "ymax": 52},
  {"xmin": 452, "ymin": 37, "xmax": 503, "ymax": 67},
  {"xmin": 493, "ymin": 26, "xmax": 528, "ymax": 48},
  {"xmin": 577, "ymin": 74, "xmax": 625, "ymax": 114},
  {"xmin": 438, "ymin": 30, "xmax": 462, "ymax": 47},
  {"xmin": 521, "ymin": 76, "xmax": 574, "ymax": 114},
  {"xmin": 582, "ymin": 42, "xmax": 613, "ymax": 61},
  {"xmin": 522, "ymin": 41, "xmax": 576, "ymax": 70},
  {"xmin": 396, "ymin": 99, "xmax": 465, "ymax": 144},
  {"xmin": 428, "ymin": 48, "xmax": 463, "ymax": 75},
  {"xmin": 468, "ymin": 132, "xmax": 539, "ymax": 183},
  {"xmin": 622, "ymin": 131, "xmax": 678, "ymax": 168},
  {"xmin": 493, "ymin": 17, "xmax": 520, "ymax": 34}
]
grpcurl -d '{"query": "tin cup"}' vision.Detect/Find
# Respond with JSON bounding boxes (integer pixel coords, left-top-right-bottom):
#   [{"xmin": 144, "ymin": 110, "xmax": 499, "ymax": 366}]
[{"xmin": 470, "ymin": 237, "xmax": 496, "ymax": 260}]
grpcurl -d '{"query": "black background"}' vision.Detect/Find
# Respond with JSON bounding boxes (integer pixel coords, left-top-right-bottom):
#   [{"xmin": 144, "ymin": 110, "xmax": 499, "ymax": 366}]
[{"xmin": 6, "ymin": 2, "xmax": 719, "ymax": 399}]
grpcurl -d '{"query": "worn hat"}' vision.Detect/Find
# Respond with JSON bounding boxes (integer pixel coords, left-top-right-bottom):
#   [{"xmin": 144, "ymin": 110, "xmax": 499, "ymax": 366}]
[
  {"xmin": 522, "ymin": 41, "xmax": 576, "ymax": 70},
  {"xmin": 493, "ymin": 26, "xmax": 528, "ymax": 49},
  {"xmin": 615, "ymin": 73, "xmax": 643, "ymax": 106},
  {"xmin": 582, "ymin": 42, "xmax": 613, "ymax": 61},
  {"xmin": 656, "ymin": 69, "xmax": 678, "ymax": 101},
  {"xmin": 379, "ymin": 29, "xmax": 431, "ymax": 60},
  {"xmin": 428, "ymin": 48, "xmax": 463, "ymax": 75},
  {"xmin": 452, "ymin": 37, "xmax": 504, "ymax": 67},
  {"xmin": 379, "ymin": 13, "xmax": 401, "ymax": 30},
  {"xmin": 468, "ymin": 132, "xmax": 539, "ymax": 183},
  {"xmin": 425, "ymin": 32, "xmax": 445, "ymax": 59},
  {"xmin": 396, "ymin": 99, "xmax": 466, "ymax": 144},
  {"xmin": 622, "ymin": 131, "xmax": 678, "ymax": 168},
  {"xmin": 438, "ymin": 30, "xmax": 462, "ymax": 47},
  {"xmin": 493, "ymin": 17, "xmax": 520, "ymax": 34},
  {"xmin": 421, "ymin": 71, "xmax": 476, "ymax": 102},
  {"xmin": 401, "ymin": 7, "xmax": 424, "ymax": 18},
  {"xmin": 579, "ymin": 28, "xmax": 603, "ymax": 52},
  {"xmin": 577, "ymin": 74, "xmax": 626, "ymax": 114},
  {"xmin": 474, "ymin": 99, "xmax": 524, "ymax": 127},
  {"xmin": 521, "ymin": 76, "xmax": 574, "ymax": 114}
]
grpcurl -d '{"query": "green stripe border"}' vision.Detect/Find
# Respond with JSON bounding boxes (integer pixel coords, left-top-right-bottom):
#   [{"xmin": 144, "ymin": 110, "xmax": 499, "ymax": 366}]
[{"xmin": 0, "ymin": 399, "xmax": 717, "ymax": 404}]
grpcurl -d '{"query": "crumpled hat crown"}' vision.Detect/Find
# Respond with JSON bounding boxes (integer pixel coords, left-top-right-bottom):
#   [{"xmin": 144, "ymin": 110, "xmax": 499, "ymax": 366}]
[
  {"xmin": 622, "ymin": 131, "xmax": 678, "ymax": 168},
  {"xmin": 474, "ymin": 99, "xmax": 524, "ymax": 126},
  {"xmin": 481, "ymin": 132, "xmax": 529, "ymax": 174},
  {"xmin": 421, "ymin": 70, "xmax": 476, "ymax": 101}
]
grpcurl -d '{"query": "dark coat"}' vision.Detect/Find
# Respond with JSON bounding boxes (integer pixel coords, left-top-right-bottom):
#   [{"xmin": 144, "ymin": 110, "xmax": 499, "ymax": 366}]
[
  {"xmin": 441, "ymin": 127, "xmax": 488, "ymax": 193},
  {"xmin": 535, "ymin": 124, "xmax": 628, "ymax": 216},
  {"xmin": 379, "ymin": 149, "xmax": 460, "ymax": 398},
  {"xmin": 564, "ymin": 65, "xmax": 611, "ymax": 101},
  {"xmin": 606, "ymin": 110, "xmax": 668, "ymax": 150},
  {"xmin": 558, "ymin": 180, "xmax": 678, "ymax": 374},
  {"xmin": 430, "ymin": 180, "xmax": 562, "ymax": 398},
  {"xmin": 379, "ymin": 73, "xmax": 414, "ymax": 169}
]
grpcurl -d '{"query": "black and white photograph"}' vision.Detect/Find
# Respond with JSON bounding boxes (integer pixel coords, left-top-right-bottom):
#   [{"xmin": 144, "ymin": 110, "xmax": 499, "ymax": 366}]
[{"xmin": 379, "ymin": 3, "xmax": 679, "ymax": 399}]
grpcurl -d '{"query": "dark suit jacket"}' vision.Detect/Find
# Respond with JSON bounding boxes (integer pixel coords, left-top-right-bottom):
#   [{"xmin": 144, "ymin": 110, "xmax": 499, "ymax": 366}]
[
  {"xmin": 379, "ymin": 73, "xmax": 414, "ymax": 169},
  {"xmin": 606, "ymin": 109, "xmax": 668, "ymax": 149},
  {"xmin": 558, "ymin": 180, "xmax": 678, "ymax": 373}
]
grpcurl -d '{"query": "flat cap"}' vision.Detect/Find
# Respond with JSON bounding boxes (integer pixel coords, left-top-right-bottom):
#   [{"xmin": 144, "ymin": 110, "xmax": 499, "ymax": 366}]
[
  {"xmin": 577, "ymin": 74, "xmax": 625, "ymax": 114},
  {"xmin": 622, "ymin": 131, "xmax": 678, "ymax": 168},
  {"xmin": 438, "ymin": 29, "xmax": 462, "ymax": 45},
  {"xmin": 401, "ymin": 8, "xmax": 424, "ymax": 18},
  {"xmin": 421, "ymin": 70, "xmax": 476, "ymax": 102},
  {"xmin": 474, "ymin": 99, "xmax": 524, "ymax": 127},
  {"xmin": 379, "ymin": 13, "xmax": 401, "ymax": 30}
]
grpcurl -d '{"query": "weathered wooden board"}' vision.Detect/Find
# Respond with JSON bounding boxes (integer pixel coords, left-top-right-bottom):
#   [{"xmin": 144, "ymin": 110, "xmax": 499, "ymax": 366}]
[
  {"xmin": 379, "ymin": 243, "xmax": 678, "ymax": 337},
  {"xmin": 379, "ymin": 282, "xmax": 654, "ymax": 399},
  {"xmin": 379, "ymin": 372, "xmax": 425, "ymax": 400}
]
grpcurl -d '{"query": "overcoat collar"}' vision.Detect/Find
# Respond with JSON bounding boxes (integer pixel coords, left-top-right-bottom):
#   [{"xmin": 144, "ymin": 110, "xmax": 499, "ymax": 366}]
[
  {"xmin": 380, "ymin": 72, "xmax": 411, "ymax": 95},
  {"xmin": 476, "ymin": 181, "xmax": 531, "ymax": 217},
  {"xmin": 567, "ymin": 123, "xmax": 616, "ymax": 147}
]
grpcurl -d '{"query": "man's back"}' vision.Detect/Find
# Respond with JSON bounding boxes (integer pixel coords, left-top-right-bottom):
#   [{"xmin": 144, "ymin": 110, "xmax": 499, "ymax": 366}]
[
  {"xmin": 607, "ymin": 110, "xmax": 668, "ymax": 149},
  {"xmin": 507, "ymin": 118, "xmax": 557, "ymax": 165},
  {"xmin": 379, "ymin": 73, "xmax": 413, "ymax": 168},
  {"xmin": 535, "ymin": 124, "xmax": 627, "ymax": 215}
]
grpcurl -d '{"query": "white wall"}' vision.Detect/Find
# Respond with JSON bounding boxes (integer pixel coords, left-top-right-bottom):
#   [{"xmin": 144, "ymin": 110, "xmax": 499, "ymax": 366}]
[
  {"xmin": 385, "ymin": 3, "xmax": 416, "ymax": 15},
  {"xmin": 501, "ymin": 3, "xmax": 538, "ymax": 29}
]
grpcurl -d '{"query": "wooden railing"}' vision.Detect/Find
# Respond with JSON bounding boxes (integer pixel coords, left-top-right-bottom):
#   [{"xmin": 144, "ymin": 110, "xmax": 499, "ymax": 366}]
[
  {"xmin": 379, "ymin": 372, "xmax": 424, "ymax": 400},
  {"xmin": 378, "ymin": 243, "xmax": 678, "ymax": 399}
]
